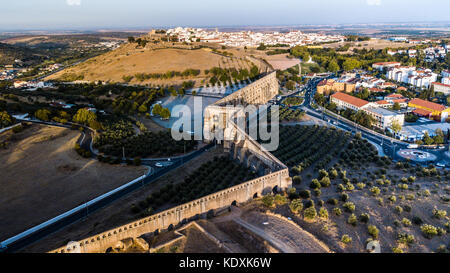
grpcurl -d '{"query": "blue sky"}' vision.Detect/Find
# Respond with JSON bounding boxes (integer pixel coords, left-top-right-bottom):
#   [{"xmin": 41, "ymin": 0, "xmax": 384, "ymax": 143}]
[{"xmin": 1, "ymin": 0, "xmax": 450, "ymax": 31}]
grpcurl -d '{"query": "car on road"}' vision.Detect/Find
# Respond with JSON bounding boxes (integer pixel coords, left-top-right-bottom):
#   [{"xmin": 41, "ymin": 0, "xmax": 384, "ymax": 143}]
[
  {"xmin": 436, "ymin": 162, "xmax": 445, "ymax": 168},
  {"xmin": 155, "ymin": 162, "xmax": 164, "ymax": 167}
]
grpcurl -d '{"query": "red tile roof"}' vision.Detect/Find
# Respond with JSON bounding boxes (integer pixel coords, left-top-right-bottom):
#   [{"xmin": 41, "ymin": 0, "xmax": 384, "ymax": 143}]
[
  {"xmin": 331, "ymin": 92, "xmax": 369, "ymax": 108},
  {"xmin": 386, "ymin": 94, "xmax": 404, "ymax": 99},
  {"xmin": 412, "ymin": 108, "xmax": 432, "ymax": 116},
  {"xmin": 409, "ymin": 98, "xmax": 446, "ymax": 112},
  {"xmin": 376, "ymin": 100, "xmax": 390, "ymax": 105},
  {"xmin": 432, "ymin": 82, "xmax": 450, "ymax": 88}
]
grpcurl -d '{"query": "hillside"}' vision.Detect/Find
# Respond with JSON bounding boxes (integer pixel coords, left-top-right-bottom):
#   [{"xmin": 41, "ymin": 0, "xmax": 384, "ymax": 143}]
[
  {"xmin": 0, "ymin": 42, "xmax": 43, "ymax": 66},
  {"xmin": 46, "ymin": 42, "xmax": 268, "ymax": 86}
]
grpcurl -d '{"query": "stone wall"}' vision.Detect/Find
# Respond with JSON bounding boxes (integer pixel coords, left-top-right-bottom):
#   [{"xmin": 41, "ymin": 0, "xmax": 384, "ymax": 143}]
[{"xmin": 51, "ymin": 169, "xmax": 290, "ymax": 253}]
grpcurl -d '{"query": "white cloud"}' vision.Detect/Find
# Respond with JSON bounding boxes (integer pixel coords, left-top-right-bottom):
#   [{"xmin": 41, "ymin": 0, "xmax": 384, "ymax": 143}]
[
  {"xmin": 366, "ymin": 0, "xmax": 382, "ymax": 6},
  {"xmin": 66, "ymin": 0, "xmax": 81, "ymax": 6}
]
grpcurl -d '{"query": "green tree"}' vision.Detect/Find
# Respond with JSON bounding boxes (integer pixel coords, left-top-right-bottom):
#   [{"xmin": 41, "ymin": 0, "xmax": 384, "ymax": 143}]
[
  {"xmin": 342, "ymin": 58, "xmax": 361, "ymax": 71},
  {"xmin": 393, "ymin": 102, "xmax": 401, "ymax": 110},
  {"xmin": 0, "ymin": 111, "xmax": 14, "ymax": 128},
  {"xmin": 423, "ymin": 131, "xmax": 434, "ymax": 145},
  {"xmin": 160, "ymin": 108, "xmax": 171, "ymax": 120},
  {"xmin": 73, "ymin": 108, "xmax": 97, "ymax": 126},
  {"xmin": 327, "ymin": 59, "xmax": 340, "ymax": 72},
  {"xmin": 35, "ymin": 109, "xmax": 51, "ymax": 121},
  {"xmin": 391, "ymin": 120, "xmax": 402, "ymax": 134},
  {"xmin": 138, "ymin": 104, "xmax": 148, "ymax": 113}
]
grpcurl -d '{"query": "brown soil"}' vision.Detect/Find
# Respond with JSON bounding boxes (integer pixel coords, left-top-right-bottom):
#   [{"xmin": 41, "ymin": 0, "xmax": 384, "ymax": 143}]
[{"xmin": 0, "ymin": 124, "xmax": 146, "ymax": 241}]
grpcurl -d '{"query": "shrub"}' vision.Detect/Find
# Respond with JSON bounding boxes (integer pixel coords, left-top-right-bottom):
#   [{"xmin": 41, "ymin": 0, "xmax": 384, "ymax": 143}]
[
  {"xmin": 412, "ymin": 216, "xmax": 423, "ymax": 225},
  {"xmin": 356, "ymin": 182, "xmax": 366, "ymax": 190},
  {"xmin": 310, "ymin": 179, "xmax": 321, "ymax": 189},
  {"xmin": 368, "ymin": 225, "xmax": 379, "ymax": 239},
  {"xmin": 370, "ymin": 187, "xmax": 381, "ymax": 196},
  {"xmin": 343, "ymin": 202, "xmax": 355, "ymax": 212},
  {"xmin": 340, "ymin": 193, "xmax": 349, "ymax": 202},
  {"xmin": 299, "ymin": 189, "xmax": 311, "ymax": 199},
  {"xmin": 327, "ymin": 198, "xmax": 338, "ymax": 206},
  {"xmin": 376, "ymin": 197, "xmax": 384, "ymax": 206},
  {"xmin": 420, "ymin": 224, "xmax": 438, "ymax": 239},
  {"xmin": 304, "ymin": 206, "xmax": 317, "ymax": 220},
  {"xmin": 341, "ymin": 235, "xmax": 352, "ymax": 244},
  {"xmin": 320, "ymin": 176, "xmax": 331, "ymax": 187},
  {"xmin": 392, "ymin": 247, "xmax": 403, "ymax": 253},
  {"xmin": 397, "ymin": 233, "xmax": 415, "ymax": 246},
  {"xmin": 359, "ymin": 213, "xmax": 370, "ymax": 223},
  {"xmin": 319, "ymin": 207, "xmax": 329, "ymax": 219},
  {"xmin": 274, "ymin": 194, "xmax": 288, "ymax": 206},
  {"xmin": 262, "ymin": 195, "xmax": 274, "ymax": 207},
  {"xmin": 347, "ymin": 214, "xmax": 357, "ymax": 226},
  {"xmin": 346, "ymin": 183, "xmax": 355, "ymax": 191},
  {"xmin": 337, "ymin": 184, "xmax": 345, "ymax": 192},
  {"xmin": 401, "ymin": 218, "xmax": 412, "ymax": 227},
  {"xmin": 293, "ymin": 176, "xmax": 302, "ymax": 185},
  {"xmin": 403, "ymin": 205, "xmax": 412, "ymax": 213},
  {"xmin": 395, "ymin": 206, "xmax": 403, "ymax": 215},
  {"xmin": 388, "ymin": 195, "xmax": 397, "ymax": 203},
  {"xmin": 432, "ymin": 208, "xmax": 447, "ymax": 219},
  {"xmin": 314, "ymin": 189, "xmax": 322, "ymax": 197},
  {"xmin": 133, "ymin": 157, "xmax": 142, "ymax": 166},
  {"xmin": 289, "ymin": 199, "xmax": 303, "ymax": 214}
]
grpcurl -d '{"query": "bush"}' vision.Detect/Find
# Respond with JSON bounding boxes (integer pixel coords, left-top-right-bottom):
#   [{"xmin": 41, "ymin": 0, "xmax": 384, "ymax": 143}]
[
  {"xmin": 262, "ymin": 195, "xmax": 274, "ymax": 207},
  {"xmin": 289, "ymin": 199, "xmax": 303, "ymax": 214},
  {"xmin": 319, "ymin": 207, "xmax": 329, "ymax": 219},
  {"xmin": 359, "ymin": 213, "xmax": 370, "ymax": 223},
  {"xmin": 327, "ymin": 198, "xmax": 338, "ymax": 206},
  {"xmin": 341, "ymin": 235, "xmax": 352, "ymax": 244},
  {"xmin": 432, "ymin": 208, "xmax": 447, "ymax": 219},
  {"xmin": 320, "ymin": 176, "xmax": 331, "ymax": 187},
  {"xmin": 304, "ymin": 206, "xmax": 317, "ymax": 220},
  {"xmin": 340, "ymin": 193, "xmax": 349, "ymax": 202},
  {"xmin": 299, "ymin": 189, "xmax": 311, "ymax": 199},
  {"xmin": 333, "ymin": 207, "xmax": 342, "ymax": 216},
  {"xmin": 370, "ymin": 187, "xmax": 381, "ymax": 196},
  {"xmin": 356, "ymin": 182, "xmax": 366, "ymax": 190},
  {"xmin": 368, "ymin": 225, "xmax": 379, "ymax": 239},
  {"xmin": 388, "ymin": 195, "xmax": 397, "ymax": 203},
  {"xmin": 293, "ymin": 176, "xmax": 302, "ymax": 185},
  {"xmin": 343, "ymin": 202, "xmax": 355, "ymax": 212},
  {"xmin": 420, "ymin": 224, "xmax": 438, "ymax": 239},
  {"xmin": 347, "ymin": 214, "xmax": 357, "ymax": 226},
  {"xmin": 395, "ymin": 206, "xmax": 403, "ymax": 215},
  {"xmin": 133, "ymin": 157, "xmax": 142, "ymax": 166},
  {"xmin": 313, "ymin": 189, "xmax": 322, "ymax": 197},
  {"xmin": 412, "ymin": 216, "xmax": 423, "ymax": 225},
  {"xmin": 392, "ymin": 247, "xmax": 403, "ymax": 253},
  {"xmin": 310, "ymin": 179, "xmax": 321, "ymax": 189},
  {"xmin": 274, "ymin": 194, "xmax": 288, "ymax": 206},
  {"xmin": 401, "ymin": 218, "xmax": 412, "ymax": 227},
  {"xmin": 397, "ymin": 233, "xmax": 415, "ymax": 246}
]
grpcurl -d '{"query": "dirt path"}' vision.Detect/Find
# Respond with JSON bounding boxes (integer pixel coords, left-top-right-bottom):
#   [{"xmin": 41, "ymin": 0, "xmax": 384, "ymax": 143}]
[{"xmin": 238, "ymin": 211, "xmax": 330, "ymax": 253}]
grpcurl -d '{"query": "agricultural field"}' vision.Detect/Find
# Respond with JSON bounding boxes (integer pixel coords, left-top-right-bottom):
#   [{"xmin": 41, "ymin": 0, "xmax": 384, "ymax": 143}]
[
  {"xmin": 94, "ymin": 119, "xmax": 197, "ymax": 159},
  {"xmin": 261, "ymin": 125, "xmax": 449, "ymax": 253}
]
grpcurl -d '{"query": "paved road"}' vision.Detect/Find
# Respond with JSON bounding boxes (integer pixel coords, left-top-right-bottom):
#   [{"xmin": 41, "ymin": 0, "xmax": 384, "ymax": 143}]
[{"xmin": 283, "ymin": 76, "xmax": 449, "ymax": 167}]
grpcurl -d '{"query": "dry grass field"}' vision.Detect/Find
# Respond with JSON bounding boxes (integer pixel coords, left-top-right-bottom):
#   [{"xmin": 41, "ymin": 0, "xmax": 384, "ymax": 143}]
[
  {"xmin": 0, "ymin": 124, "xmax": 146, "ymax": 241},
  {"xmin": 46, "ymin": 42, "xmax": 269, "ymax": 87},
  {"xmin": 322, "ymin": 38, "xmax": 415, "ymax": 54},
  {"xmin": 21, "ymin": 145, "xmax": 226, "ymax": 253}
]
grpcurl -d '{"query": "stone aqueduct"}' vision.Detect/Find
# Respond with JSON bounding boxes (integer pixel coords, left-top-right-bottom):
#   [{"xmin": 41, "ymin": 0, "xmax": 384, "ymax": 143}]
[{"xmin": 52, "ymin": 72, "xmax": 292, "ymax": 253}]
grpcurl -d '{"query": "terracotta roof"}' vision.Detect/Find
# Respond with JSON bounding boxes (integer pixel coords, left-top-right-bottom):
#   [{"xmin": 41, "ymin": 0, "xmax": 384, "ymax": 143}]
[
  {"xmin": 372, "ymin": 62, "xmax": 401, "ymax": 66},
  {"xmin": 376, "ymin": 100, "xmax": 390, "ymax": 105},
  {"xmin": 386, "ymin": 94, "xmax": 404, "ymax": 99},
  {"xmin": 412, "ymin": 108, "xmax": 432, "ymax": 116},
  {"xmin": 393, "ymin": 98, "xmax": 408, "ymax": 103},
  {"xmin": 397, "ymin": 87, "xmax": 407, "ymax": 91},
  {"xmin": 409, "ymin": 98, "xmax": 446, "ymax": 112},
  {"xmin": 432, "ymin": 82, "xmax": 450, "ymax": 88},
  {"xmin": 331, "ymin": 92, "xmax": 369, "ymax": 108},
  {"xmin": 369, "ymin": 88, "xmax": 384, "ymax": 93}
]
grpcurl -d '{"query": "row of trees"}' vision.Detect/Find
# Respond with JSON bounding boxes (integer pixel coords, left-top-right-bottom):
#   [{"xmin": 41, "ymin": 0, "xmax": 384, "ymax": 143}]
[{"xmin": 130, "ymin": 156, "xmax": 257, "ymax": 216}]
